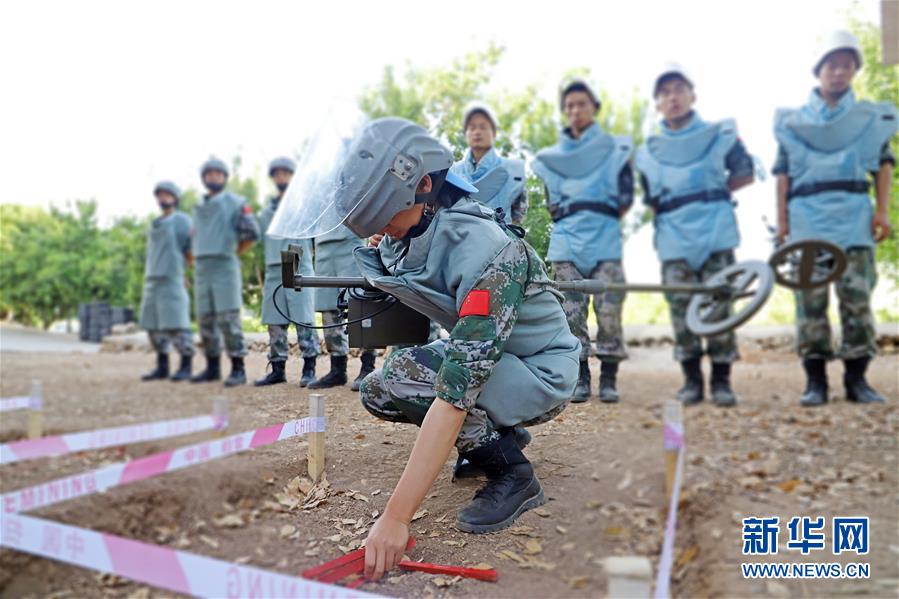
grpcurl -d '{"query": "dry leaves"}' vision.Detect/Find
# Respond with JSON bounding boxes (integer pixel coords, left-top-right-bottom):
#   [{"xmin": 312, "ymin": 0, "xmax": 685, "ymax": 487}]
[
  {"xmin": 523, "ymin": 539, "xmax": 543, "ymax": 555},
  {"xmin": 213, "ymin": 514, "xmax": 245, "ymax": 529},
  {"xmin": 412, "ymin": 509, "xmax": 429, "ymax": 521}
]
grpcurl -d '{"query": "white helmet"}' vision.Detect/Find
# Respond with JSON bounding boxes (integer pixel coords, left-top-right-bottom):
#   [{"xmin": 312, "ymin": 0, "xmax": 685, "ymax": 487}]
[
  {"xmin": 813, "ymin": 30, "xmax": 862, "ymax": 76},
  {"xmin": 653, "ymin": 62, "xmax": 694, "ymax": 97},
  {"xmin": 462, "ymin": 102, "xmax": 498, "ymax": 132}
]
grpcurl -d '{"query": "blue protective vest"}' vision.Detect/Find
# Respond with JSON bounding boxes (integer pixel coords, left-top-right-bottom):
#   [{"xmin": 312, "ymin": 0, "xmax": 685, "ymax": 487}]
[
  {"xmin": 774, "ymin": 89, "xmax": 897, "ymax": 250},
  {"xmin": 532, "ymin": 123, "xmax": 631, "ymax": 276},
  {"xmin": 635, "ymin": 114, "xmax": 741, "ymax": 271},
  {"xmin": 451, "ymin": 148, "xmax": 525, "ymax": 223},
  {"xmin": 259, "ymin": 197, "xmax": 314, "ymax": 325}
]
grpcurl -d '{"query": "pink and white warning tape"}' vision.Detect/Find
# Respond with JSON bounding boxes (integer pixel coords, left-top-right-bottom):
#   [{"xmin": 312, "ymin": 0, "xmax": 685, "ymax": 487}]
[
  {"xmin": 2, "ymin": 416, "xmax": 324, "ymax": 514},
  {"xmin": 0, "ymin": 396, "xmax": 37, "ymax": 413},
  {"xmin": 0, "ymin": 512, "xmax": 381, "ymax": 599},
  {"xmin": 1, "ymin": 413, "xmax": 228, "ymax": 465},
  {"xmin": 654, "ymin": 421, "xmax": 685, "ymax": 599}
]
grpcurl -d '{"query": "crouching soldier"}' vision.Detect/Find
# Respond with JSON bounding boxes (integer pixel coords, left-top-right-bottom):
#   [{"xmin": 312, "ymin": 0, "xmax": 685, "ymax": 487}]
[{"xmin": 139, "ymin": 181, "xmax": 195, "ymax": 381}]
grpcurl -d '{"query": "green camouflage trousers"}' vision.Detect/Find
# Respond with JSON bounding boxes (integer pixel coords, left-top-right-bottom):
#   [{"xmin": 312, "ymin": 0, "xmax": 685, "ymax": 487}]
[
  {"xmin": 795, "ymin": 247, "xmax": 878, "ymax": 360},
  {"xmin": 552, "ymin": 260, "xmax": 628, "ymax": 362},
  {"xmin": 359, "ymin": 340, "xmax": 564, "ymax": 453},
  {"xmin": 321, "ymin": 309, "xmax": 375, "ymax": 359},
  {"xmin": 267, "ymin": 324, "xmax": 321, "ymax": 363},
  {"xmin": 198, "ymin": 309, "xmax": 247, "ymax": 358},
  {"xmin": 148, "ymin": 330, "xmax": 195, "ymax": 356},
  {"xmin": 662, "ymin": 250, "xmax": 739, "ymax": 363}
]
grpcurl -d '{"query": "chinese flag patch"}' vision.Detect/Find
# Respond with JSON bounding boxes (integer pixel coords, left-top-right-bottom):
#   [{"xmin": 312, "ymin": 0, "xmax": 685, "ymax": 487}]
[{"xmin": 459, "ymin": 289, "xmax": 490, "ymax": 317}]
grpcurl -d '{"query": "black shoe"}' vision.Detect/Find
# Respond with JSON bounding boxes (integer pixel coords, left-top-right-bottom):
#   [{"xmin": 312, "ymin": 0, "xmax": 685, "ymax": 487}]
[
  {"xmin": 299, "ymin": 357, "xmax": 317, "ymax": 388},
  {"xmin": 843, "ymin": 357, "xmax": 885, "ymax": 404},
  {"xmin": 307, "ymin": 355, "xmax": 348, "ymax": 389},
  {"xmin": 453, "ymin": 427, "xmax": 532, "ymax": 480},
  {"xmin": 141, "ymin": 353, "xmax": 169, "ymax": 381},
  {"xmin": 350, "ymin": 352, "xmax": 377, "ymax": 392},
  {"xmin": 710, "ymin": 362, "xmax": 737, "ymax": 407},
  {"xmin": 456, "ymin": 431, "xmax": 545, "ymax": 534},
  {"xmin": 170, "ymin": 355, "xmax": 192, "ymax": 382},
  {"xmin": 598, "ymin": 361, "xmax": 620, "ymax": 403},
  {"xmin": 224, "ymin": 357, "xmax": 247, "ymax": 387},
  {"xmin": 190, "ymin": 355, "xmax": 221, "ymax": 383},
  {"xmin": 799, "ymin": 358, "xmax": 828, "ymax": 407},
  {"xmin": 254, "ymin": 361, "xmax": 286, "ymax": 386},
  {"xmin": 677, "ymin": 358, "xmax": 704, "ymax": 405},
  {"xmin": 571, "ymin": 360, "xmax": 591, "ymax": 403}
]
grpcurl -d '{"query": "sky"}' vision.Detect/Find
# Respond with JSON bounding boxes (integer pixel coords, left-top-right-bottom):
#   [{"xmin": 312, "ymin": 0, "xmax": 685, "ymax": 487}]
[{"xmin": 0, "ymin": 0, "xmax": 891, "ymax": 296}]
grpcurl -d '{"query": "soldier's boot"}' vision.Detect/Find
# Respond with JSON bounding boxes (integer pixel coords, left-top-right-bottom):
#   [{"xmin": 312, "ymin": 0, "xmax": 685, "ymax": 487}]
[
  {"xmin": 254, "ymin": 361, "xmax": 286, "ymax": 387},
  {"xmin": 456, "ymin": 430, "xmax": 545, "ymax": 534},
  {"xmin": 190, "ymin": 355, "xmax": 221, "ymax": 383},
  {"xmin": 224, "ymin": 357, "xmax": 247, "ymax": 387},
  {"xmin": 350, "ymin": 353, "xmax": 377, "ymax": 392},
  {"xmin": 170, "ymin": 355, "xmax": 192, "ymax": 382},
  {"xmin": 307, "ymin": 355, "xmax": 348, "ymax": 389},
  {"xmin": 710, "ymin": 362, "xmax": 737, "ymax": 407},
  {"xmin": 598, "ymin": 361, "xmax": 620, "ymax": 403},
  {"xmin": 453, "ymin": 427, "xmax": 531, "ymax": 480},
  {"xmin": 799, "ymin": 358, "xmax": 828, "ymax": 407},
  {"xmin": 843, "ymin": 357, "xmax": 885, "ymax": 404},
  {"xmin": 571, "ymin": 360, "xmax": 591, "ymax": 403},
  {"xmin": 677, "ymin": 358, "xmax": 704, "ymax": 405},
  {"xmin": 299, "ymin": 357, "xmax": 317, "ymax": 388},
  {"xmin": 141, "ymin": 353, "xmax": 169, "ymax": 381}
]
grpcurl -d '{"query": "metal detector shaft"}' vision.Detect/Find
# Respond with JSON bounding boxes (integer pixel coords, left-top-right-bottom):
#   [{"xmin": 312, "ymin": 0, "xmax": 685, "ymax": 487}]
[{"xmin": 292, "ymin": 275, "xmax": 376, "ymax": 291}]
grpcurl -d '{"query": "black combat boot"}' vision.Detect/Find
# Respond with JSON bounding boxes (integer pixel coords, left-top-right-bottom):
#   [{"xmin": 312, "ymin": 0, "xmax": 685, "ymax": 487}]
[
  {"xmin": 799, "ymin": 358, "xmax": 828, "ymax": 407},
  {"xmin": 453, "ymin": 427, "xmax": 532, "ymax": 480},
  {"xmin": 571, "ymin": 360, "xmax": 591, "ymax": 403},
  {"xmin": 299, "ymin": 357, "xmax": 317, "ymax": 388},
  {"xmin": 254, "ymin": 361, "xmax": 286, "ymax": 386},
  {"xmin": 598, "ymin": 361, "xmax": 620, "ymax": 403},
  {"xmin": 843, "ymin": 357, "xmax": 885, "ymax": 404},
  {"xmin": 677, "ymin": 358, "xmax": 704, "ymax": 405},
  {"xmin": 456, "ymin": 430, "xmax": 545, "ymax": 534},
  {"xmin": 170, "ymin": 354, "xmax": 192, "ymax": 382},
  {"xmin": 141, "ymin": 353, "xmax": 169, "ymax": 381},
  {"xmin": 224, "ymin": 357, "xmax": 247, "ymax": 387},
  {"xmin": 350, "ymin": 352, "xmax": 377, "ymax": 392},
  {"xmin": 710, "ymin": 362, "xmax": 737, "ymax": 407},
  {"xmin": 307, "ymin": 355, "xmax": 348, "ymax": 389},
  {"xmin": 190, "ymin": 355, "xmax": 221, "ymax": 383}
]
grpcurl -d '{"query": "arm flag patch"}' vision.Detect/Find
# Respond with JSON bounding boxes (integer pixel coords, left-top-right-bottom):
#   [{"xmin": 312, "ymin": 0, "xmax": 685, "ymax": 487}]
[
  {"xmin": 242, "ymin": 204, "xmax": 253, "ymax": 214},
  {"xmin": 459, "ymin": 289, "xmax": 490, "ymax": 317}
]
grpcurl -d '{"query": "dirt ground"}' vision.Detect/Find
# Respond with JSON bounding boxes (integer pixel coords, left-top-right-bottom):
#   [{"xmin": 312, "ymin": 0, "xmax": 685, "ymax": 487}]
[{"xmin": 0, "ymin": 345, "xmax": 896, "ymax": 599}]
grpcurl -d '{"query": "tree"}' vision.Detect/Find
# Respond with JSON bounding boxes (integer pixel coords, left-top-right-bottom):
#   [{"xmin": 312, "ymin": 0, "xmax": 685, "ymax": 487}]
[
  {"xmin": 849, "ymin": 15, "xmax": 899, "ymax": 286},
  {"xmin": 358, "ymin": 46, "xmax": 649, "ymax": 259}
]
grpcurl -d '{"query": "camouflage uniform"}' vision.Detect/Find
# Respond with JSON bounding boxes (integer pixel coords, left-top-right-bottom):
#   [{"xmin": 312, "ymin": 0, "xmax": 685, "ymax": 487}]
[
  {"xmin": 198, "ymin": 310, "xmax": 247, "ymax": 358},
  {"xmin": 661, "ymin": 249, "xmax": 739, "ymax": 363},
  {"xmin": 795, "ymin": 248, "xmax": 878, "ymax": 360},
  {"xmin": 267, "ymin": 324, "xmax": 320, "ymax": 363},
  {"xmin": 148, "ymin": 330, "xmax": 195, "ymax": 356},
  {"xmin": 358, "ymin": 201, "xmax": 579, "ymax": 453},
  {"xmin": 552, "ymin": 260, "xmax": 628, "ymax": 362}
]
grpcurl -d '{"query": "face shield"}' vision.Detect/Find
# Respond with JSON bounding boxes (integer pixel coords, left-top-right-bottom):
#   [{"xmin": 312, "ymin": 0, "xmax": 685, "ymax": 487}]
[{"xmin": 268, "ymin": 110, "xmax": 456, "ymax": 240}]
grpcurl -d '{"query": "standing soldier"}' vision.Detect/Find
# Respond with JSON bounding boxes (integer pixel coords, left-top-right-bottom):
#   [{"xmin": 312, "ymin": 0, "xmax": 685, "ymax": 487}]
[
  {"xmin": 451, "ymin": 103, "xmax": 528, "ymax": 224},
  {"xmin": 307, "ymin": 227, "xmax": 377, "ymax": 391},
  {"xmin": 532, "ymin": 79, "xmax": 632, "ymax": 403},
  {"xmin": 189, "ymin": 157, "xmax": 260, "ymax": 387},
  {"xmin": 635, "ymin": 63, "xmax": 755, "ymax": 407},
  {"xmin": 254, "ymin": 157, "xmax": 320, "ymax": 387},
  {"xmin": 773, "ymin": 31, "xmax": 896, "ymax": 406},
  {"xmin": 139, "ymin": 181, "xmax": 195, "ymax": 381}
]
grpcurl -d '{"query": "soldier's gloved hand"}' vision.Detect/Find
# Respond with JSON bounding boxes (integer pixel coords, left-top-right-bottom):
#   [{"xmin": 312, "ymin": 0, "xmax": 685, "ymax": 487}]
[
  {"xmin": 872, "ymin": 211, "xmax": 892, "ymax": 243},
  {"xmin": 369, "ymin": 234, "xmax": 384, "ymax": 247}
]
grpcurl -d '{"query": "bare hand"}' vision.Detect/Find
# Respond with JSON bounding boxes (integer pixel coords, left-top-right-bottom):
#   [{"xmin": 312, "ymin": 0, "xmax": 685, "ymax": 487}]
[
  {"xmin": 369, "ymin": 234, "xmax": 384, "ymax": 247},
  {"xmin": 363, "ymin": 513, "xmax": 408, "ymax": 581},
  {"xmin": 872, "ymin": 212, "xmax": 892, "ymax": 243},
  {"xmin": 776, "ymin": 221, "xmax": 790, "ymax": 245}
]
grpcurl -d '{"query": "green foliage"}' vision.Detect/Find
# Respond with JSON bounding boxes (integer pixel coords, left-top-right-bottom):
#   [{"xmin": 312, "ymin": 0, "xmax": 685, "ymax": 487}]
[
  {"xmin": 358, "ymin": 45, "xmax": 649, "ymax": 261},
  {"xmin": 848, "ymin": 16, "xmax": 899, "ymax": 285}
]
